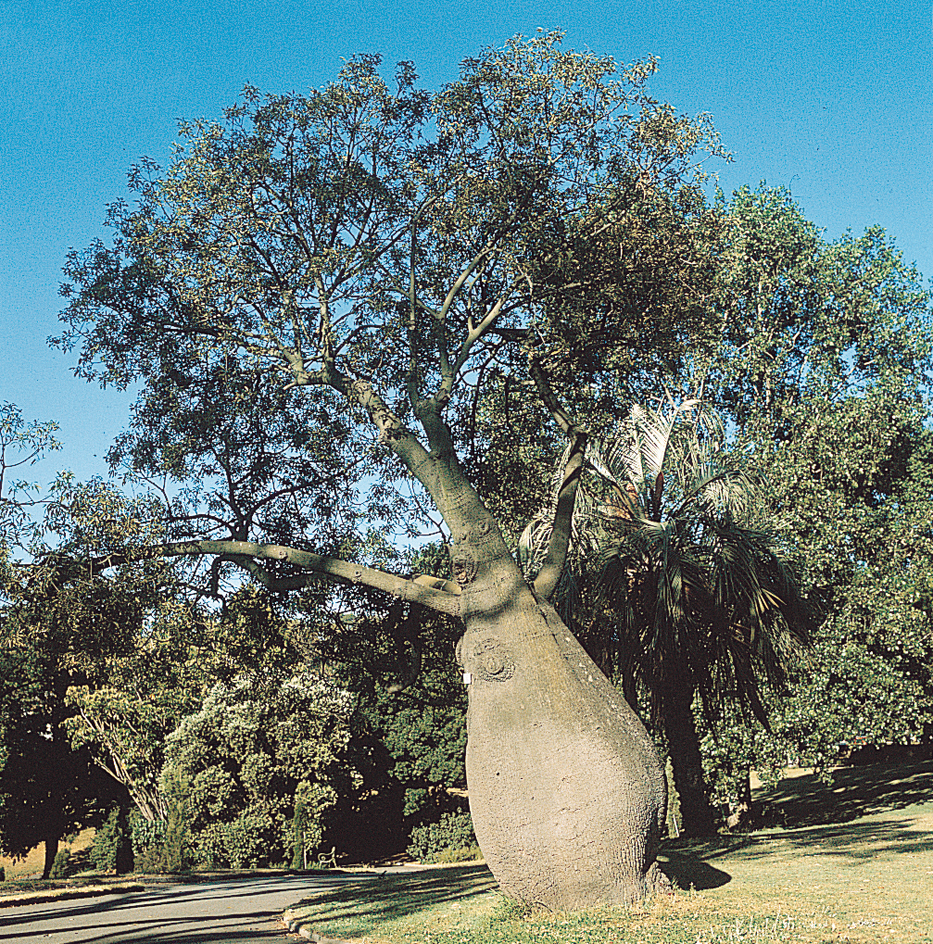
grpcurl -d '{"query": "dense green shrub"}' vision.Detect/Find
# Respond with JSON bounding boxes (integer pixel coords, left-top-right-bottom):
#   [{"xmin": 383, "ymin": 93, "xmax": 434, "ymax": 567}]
[
  {"xmin": 191, "ymin": 810, "xmax": 276, "ymax": 869},
  {"xmin": 314, "ymin": 573, "xmax": 470, "ymax": 861},
  {"xmin": 129, "ymin": 814, "xmax": 172, "ymax": 873},
  {"xmin": 90, "ymin": 806, "xmax": 134, "ymax": 873},
  {"xmin": 130, "ymin": 767, "xmax": 193, "ymax": 873},
  {"xmin": 49, "ymin": 847, "xmax": 71, "ymax": 878},
  {"xmin": 407, "ymin": 810, "xmax": 477, "ymax": 863},
  {"xmin": 161, "ymin": 673, "xmax": 359, "ymax": 869}
]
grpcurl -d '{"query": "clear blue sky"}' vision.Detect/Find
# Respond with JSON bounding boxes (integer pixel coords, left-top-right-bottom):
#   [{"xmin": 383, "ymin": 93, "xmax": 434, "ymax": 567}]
[{"xmin": 1, "ymin": 0, "xmax": 931, "ymax": 484}]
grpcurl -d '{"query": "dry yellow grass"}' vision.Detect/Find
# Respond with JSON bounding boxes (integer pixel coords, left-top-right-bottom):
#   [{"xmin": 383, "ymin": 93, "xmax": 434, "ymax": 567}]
[{"xmin": 0, "ymin": 827, "xmax": 95, "ymax": 881}]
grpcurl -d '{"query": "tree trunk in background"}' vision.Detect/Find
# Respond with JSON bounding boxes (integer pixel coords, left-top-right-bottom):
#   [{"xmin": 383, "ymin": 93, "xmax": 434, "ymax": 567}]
[
  {"xmin": 726, "ymin": 769, "xmax": 755, "ymax": 829},
  {"xmin": 41, "ymin": 835, "xmax": 59, "ymax": 880},
  {"xmin": 115, "ymin": 802, "xmax": 135, "ymax": 875},
  {"xmin": 457, "ymin": 550, "xmax": 669, "ymax": 910},
  {"xmin": 662, "ymin": 680, "xmax": 717, "ymax": 837}
]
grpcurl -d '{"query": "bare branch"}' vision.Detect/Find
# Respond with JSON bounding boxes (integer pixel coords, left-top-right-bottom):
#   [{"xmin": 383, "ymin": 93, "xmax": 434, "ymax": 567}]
[{"xmin": 84, "ymin": 539, "xmax": 463, "ymax": 617}]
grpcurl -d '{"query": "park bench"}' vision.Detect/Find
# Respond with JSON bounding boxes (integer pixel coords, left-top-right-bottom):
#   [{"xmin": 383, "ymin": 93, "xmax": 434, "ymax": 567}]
[{"xmin": 317, "ymin": 846, "xmax": 337, "ymax": 869}]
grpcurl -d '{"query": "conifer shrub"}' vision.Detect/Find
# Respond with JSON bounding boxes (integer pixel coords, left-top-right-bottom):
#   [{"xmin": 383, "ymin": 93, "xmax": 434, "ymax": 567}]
[
  {"xmin": 91, "ymin": 806, "xmax": 134, "ymax": 873},
  {"xmin": 49, "ymin": 847, "xmax": 71, "ymax": 878}
]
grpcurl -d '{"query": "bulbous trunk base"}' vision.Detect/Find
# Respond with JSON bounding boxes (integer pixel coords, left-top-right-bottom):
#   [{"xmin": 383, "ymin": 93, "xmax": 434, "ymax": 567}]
[{"xmin": 459, "ymin": 594, "xmax": 667, "ymax": 911}]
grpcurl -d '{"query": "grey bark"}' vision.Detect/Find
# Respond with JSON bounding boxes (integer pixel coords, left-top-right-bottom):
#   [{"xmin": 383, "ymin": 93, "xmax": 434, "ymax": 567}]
[
  {"xmin": 455, "ymin": 547, "xmax": 668, "ymax": 908},
  {"xmin": 422, "ymin": 442, "xmax": 667, "ymax": 909}
]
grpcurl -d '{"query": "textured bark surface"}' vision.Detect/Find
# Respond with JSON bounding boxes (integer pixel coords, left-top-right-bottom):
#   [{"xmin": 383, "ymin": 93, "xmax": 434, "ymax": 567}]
[{"xmin": 455, "ymin": 547, "xmax": 668, "ymax": 910}]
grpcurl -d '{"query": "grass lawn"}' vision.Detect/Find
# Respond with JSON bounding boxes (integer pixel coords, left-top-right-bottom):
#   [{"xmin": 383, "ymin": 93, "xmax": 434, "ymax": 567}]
[{"xmin": 284, "ymin": 757, "xmax": 933, "ymax": 944}]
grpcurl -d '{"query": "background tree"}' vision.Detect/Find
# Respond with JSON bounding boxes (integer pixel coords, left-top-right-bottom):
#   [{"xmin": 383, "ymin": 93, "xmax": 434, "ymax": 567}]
[
  {"xmin": 64, "ymin": 575, "xmax": 379, "ymax": 871},
  {"xmin": 521, "ymin": 398, "xmax": 810, "ymax": 835},
  {"xmin": 64, "ymin": 595, "xmax": 236, "ymax": 826},
  {"xmin": 160, "ymin": 670, "xmax": 359, "ymax": 869},
  {"xmin": 0, "ymin": 643, "xmax": 122, "ymax": 878},
  {"xmin": 0, "ymin": 407, "xmax": 106, "ymax": 880},
  {"xmin": 693, "ymin": 185, "xmax": 931, "ymax": 435},
  {"xmin": 1, "ymin": 443, "xmax": 131, "ymax": 875},
  {"xmin": 56, "ymin": 33, "xmax": 729, "ymax": 908},
  {"xmin": 0, "ymin": 468, "xmax": 175, "ymax": 877},
  {"xmin": 677, "ymin": 186, "xmax": 933, "ymax": 811},
  {"xmin": 0, "ymin": 402, "xmax": 60, "ymax": 554},
  {"xmin": 716, "ymin": 390, "xmax": 933, "ymax": 782}
]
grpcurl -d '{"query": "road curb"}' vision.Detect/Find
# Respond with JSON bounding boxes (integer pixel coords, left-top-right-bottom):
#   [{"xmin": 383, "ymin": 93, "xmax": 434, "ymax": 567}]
[{"xmin": 283, "ymin": 909, "xmax": 353, "ymax": 943}]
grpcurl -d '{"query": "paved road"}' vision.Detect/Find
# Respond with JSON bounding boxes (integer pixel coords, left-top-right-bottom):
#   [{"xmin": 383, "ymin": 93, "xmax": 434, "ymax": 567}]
[{"xmin": 0, "ymin": 873, "xmax": 362, "ymax": 943}]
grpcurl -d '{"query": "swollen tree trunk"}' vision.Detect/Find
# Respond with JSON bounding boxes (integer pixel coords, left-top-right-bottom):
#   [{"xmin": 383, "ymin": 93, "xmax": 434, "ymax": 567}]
[
  {"xmin": 661, "ymin": 678, "xmax": 717, "ymax": 837},
  {"xmin": 189, "ymin": 380, "xmax": 671, "ymax": 911},
  {"xmin": 449, "ymin": 493, "xmax": 668, "ymax": 909}
]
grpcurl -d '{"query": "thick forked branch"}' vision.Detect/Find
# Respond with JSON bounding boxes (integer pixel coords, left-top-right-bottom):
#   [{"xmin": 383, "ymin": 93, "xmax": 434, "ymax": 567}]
[
  {"xmin": 532, "ymin": 445, "xmax": 585, "ymax": 600},
  {"xmin": 529, "ymin": 355, "xmax": 589, "ymax": 600},
  {"xmin": 81, "ymin": 540, "xmax": 462, "ymax": 617}
]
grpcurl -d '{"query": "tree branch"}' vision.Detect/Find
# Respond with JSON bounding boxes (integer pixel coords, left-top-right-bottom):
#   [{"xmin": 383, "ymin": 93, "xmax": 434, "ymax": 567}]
[
  {"xmin": 529, "ymin": 354, "xmax": 581, "ymax": 438},
  {"xmin": 84, "ymin": 540, "xmax": 462, "ymax": 617},
  {"xmin": 528, "ymin": 355, "xmax": 589, "ymax": 600},
  {"xmin": 532, "ymin": 445, "xmax": 586, "ymax": 600}
]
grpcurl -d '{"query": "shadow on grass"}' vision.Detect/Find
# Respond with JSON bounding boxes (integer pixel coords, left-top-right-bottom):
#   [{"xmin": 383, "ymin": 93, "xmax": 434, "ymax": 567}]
[
  {"xmin": 723, "ymin": 817, "xmax": 932, "ymax": 861},
  {"xmin": 663, "ymin": 814, "xmax": 933, "ymax": 876},
  {"xmin": 656, "ymin": 758, "xmax": 933, "ymax": 880},
  {"xmin": 657, "ymin": 850, "xmax": 731, "ymax": 890},
  {"xmin": 757, "ymin": 756, "xmax": 933, "ymax": 828},
  {"xmin": 289, "ymin": 864, "xmax": 498, "ymax": 930}
]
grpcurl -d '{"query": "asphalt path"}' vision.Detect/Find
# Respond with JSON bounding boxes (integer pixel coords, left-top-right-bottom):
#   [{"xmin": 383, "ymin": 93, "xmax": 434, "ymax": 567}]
[{"xmin": 0, "ymin": 872, "xmax": 364, "ymax": 943}]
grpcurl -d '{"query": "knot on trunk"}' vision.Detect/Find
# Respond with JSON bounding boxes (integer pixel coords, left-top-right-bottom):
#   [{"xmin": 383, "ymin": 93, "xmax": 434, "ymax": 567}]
[
  {"xmin": 458, "ymin": 634, "xmax": 515, "ymax": 682},
  {"xmin": 452, "ymin": 548, "xmax": 478, "ymax": 586}
]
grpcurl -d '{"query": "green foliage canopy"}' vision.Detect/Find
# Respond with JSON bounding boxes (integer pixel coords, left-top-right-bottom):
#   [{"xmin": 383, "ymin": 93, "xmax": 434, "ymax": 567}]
[
  {"xmin": 56, "ymin": 33, "xmax": 726, "ymax": 584},
  {"xmin": 682, "ymin": 187, "xmax": 933, "ymax": 811}
]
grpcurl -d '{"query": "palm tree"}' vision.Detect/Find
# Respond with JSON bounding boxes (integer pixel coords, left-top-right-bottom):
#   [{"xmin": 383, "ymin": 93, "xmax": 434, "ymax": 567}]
[{"xmin": 521, "ymin": 397, "xmax": 811, "ymax": 836}]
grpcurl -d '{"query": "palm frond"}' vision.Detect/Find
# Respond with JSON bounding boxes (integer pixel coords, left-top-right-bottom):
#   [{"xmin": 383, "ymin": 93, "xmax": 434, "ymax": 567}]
[{"xmin": 523, "ymin": 392, "xmax": 812, "ymax": 732}]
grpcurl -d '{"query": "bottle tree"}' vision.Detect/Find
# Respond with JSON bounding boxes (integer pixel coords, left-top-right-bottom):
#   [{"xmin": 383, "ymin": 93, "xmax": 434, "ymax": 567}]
[{"xmin": 57, "ymin": 34, "xmax": 727, "ymax": 908}]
